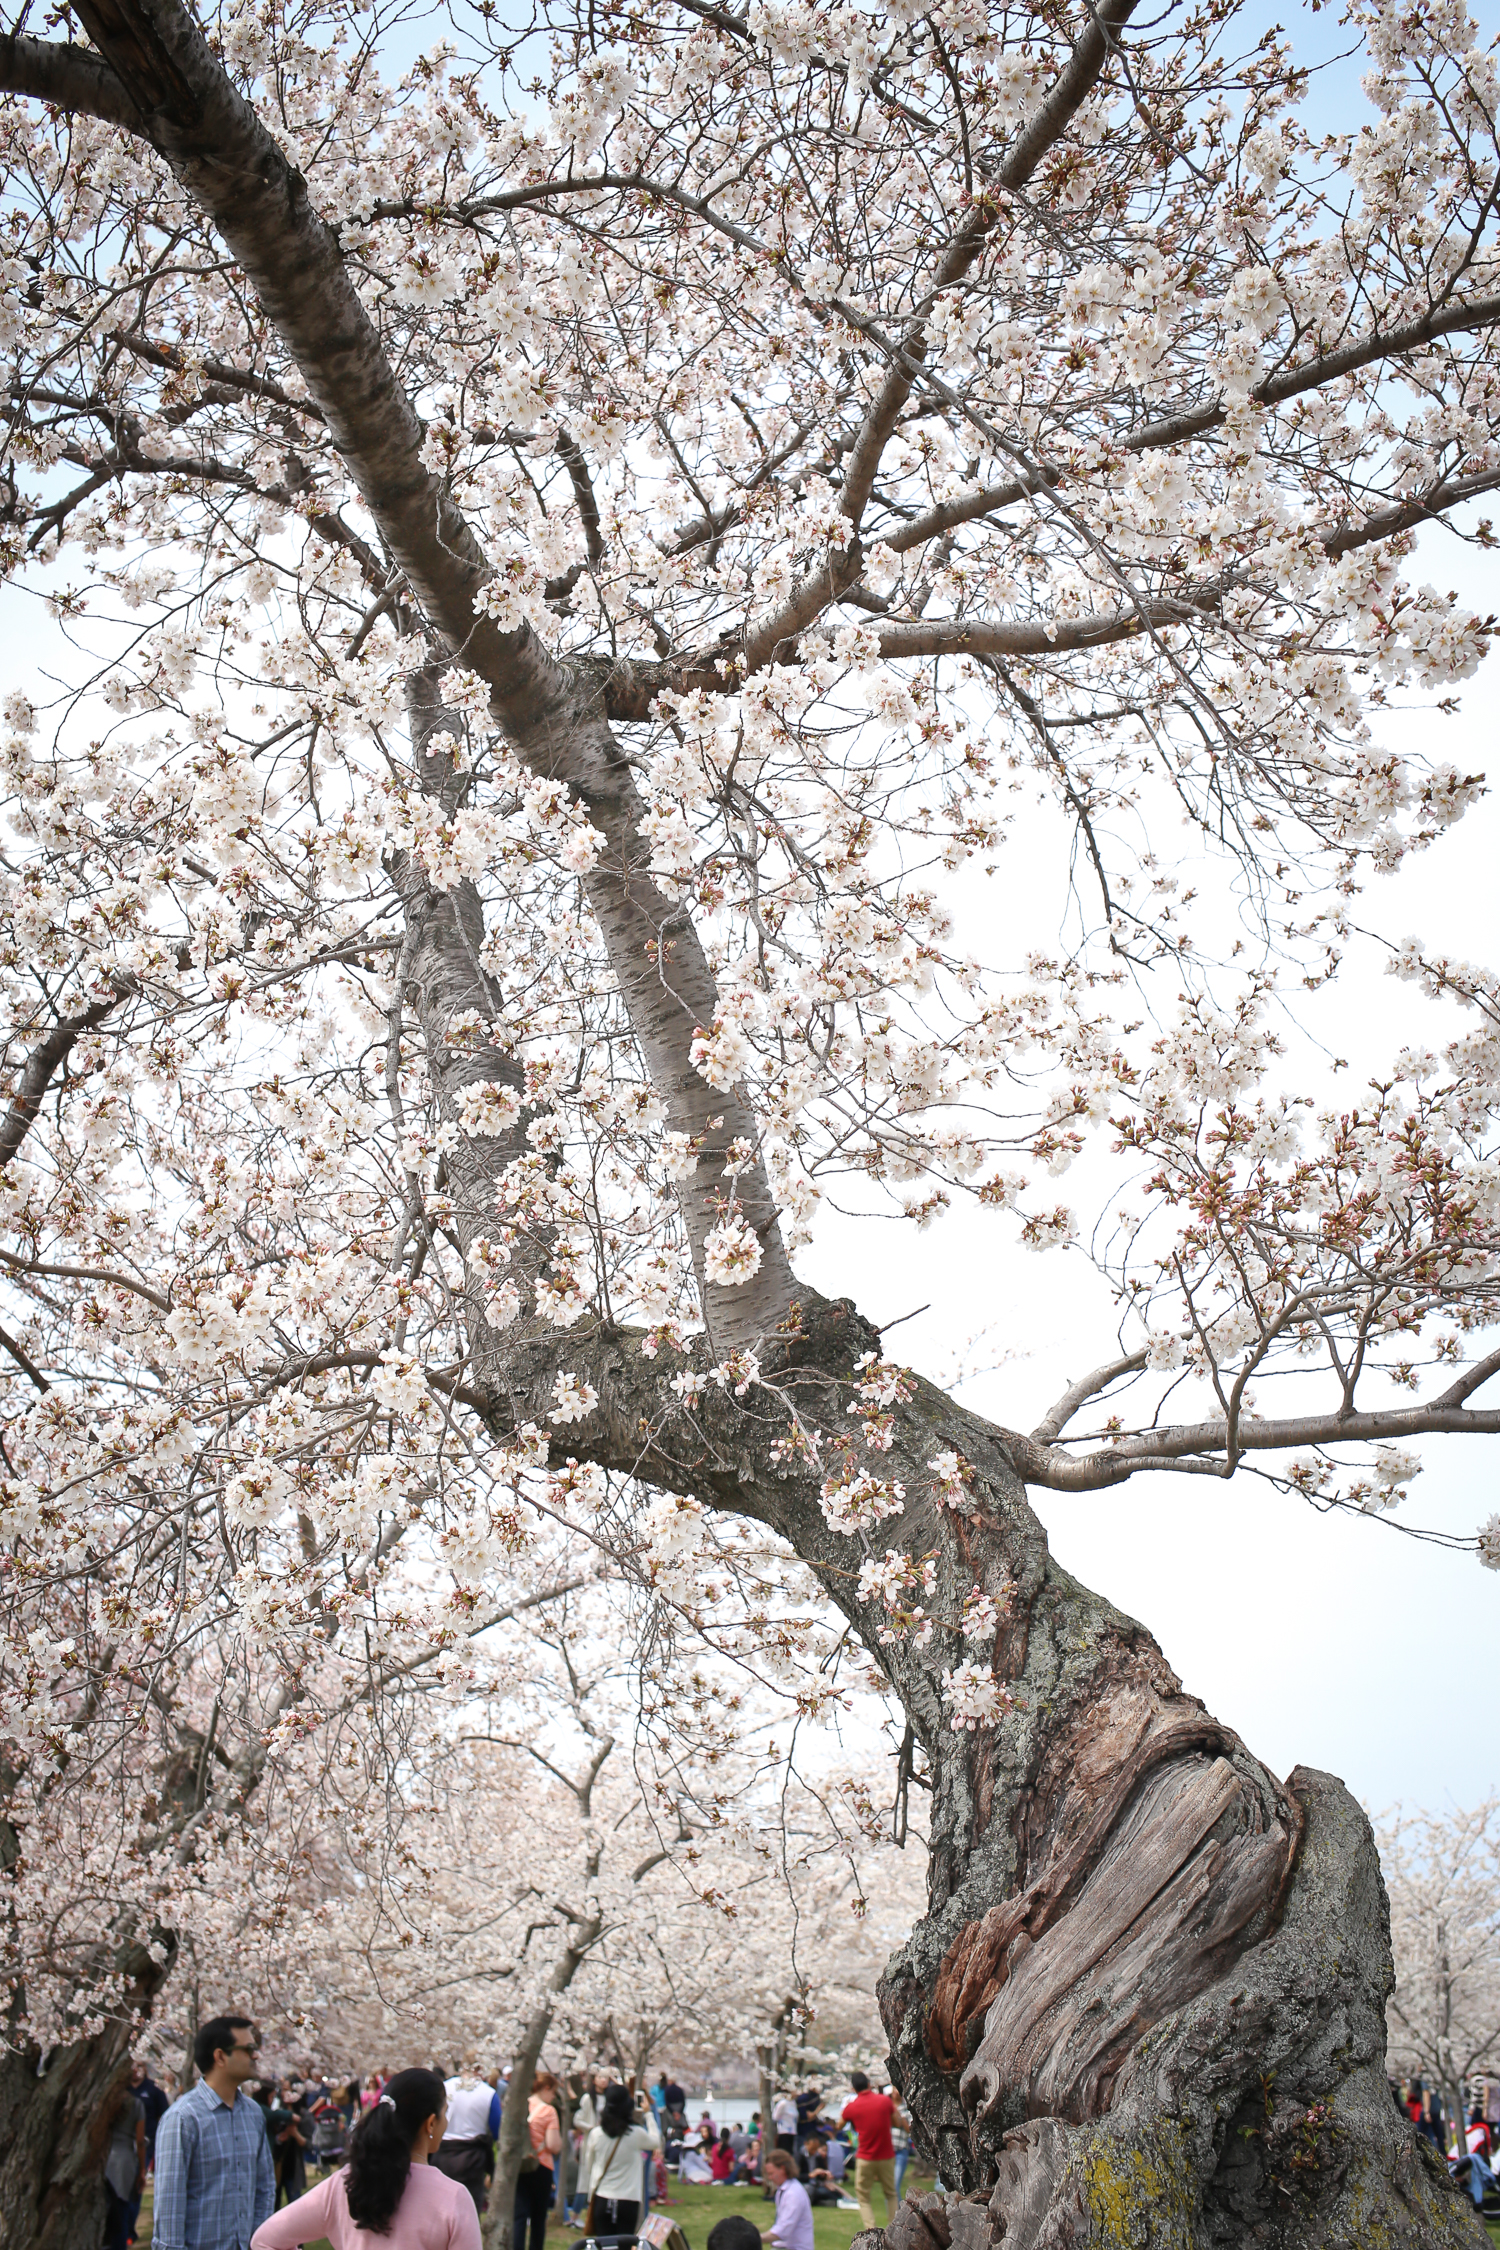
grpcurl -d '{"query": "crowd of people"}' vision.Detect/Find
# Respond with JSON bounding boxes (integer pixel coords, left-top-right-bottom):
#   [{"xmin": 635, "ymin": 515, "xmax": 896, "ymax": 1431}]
[
  {"xmin": 1395, "ymin": 2075, "xmax": 1500, "ymax": 2216},
  {"xmin": 637, "ymin": 2071, "xmax": 908, "ymax": 2232},
  {"xmin": 104, "ymin": 2025, "xmax": 1500, "ymax": 2249},
  {"xmin": 101, "ymin": 2017, "xmax": 911, "ymax": 2250}
]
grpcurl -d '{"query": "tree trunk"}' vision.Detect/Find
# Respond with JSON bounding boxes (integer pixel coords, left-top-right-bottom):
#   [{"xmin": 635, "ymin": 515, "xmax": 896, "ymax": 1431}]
[
  {"xmin": 485, "ymin": 1896, "xmax": 606, "ymax": 2250},
  {"xmin": 0, "ymin": 2032, "xmax": 129, "ymax": 2250},
  {"xmin": 555, "ymin": 2079, "xmax": 576, "ymax": 2232},
  {"xmin": 0, "ymin": 1929, "xmax": 169, "ymax": 2250},
  {"xmin": 378, "ymin": 738, "xmax": 1492, "ymax": 2250},
  {"xmin": 758, "ymin": 2001, "xmax": 799, "ymax": 2182},
  {"xmin": 472, "ymin": 1298, "xmax": 1490, "ymax": 2250},
  {"xmin": 0, "ymin": 1775, "xmax": 171, "ymax": 2250},
  {"xmin": 486, "ymin": 2014, "xmax": 548, "ymax": 2250}
]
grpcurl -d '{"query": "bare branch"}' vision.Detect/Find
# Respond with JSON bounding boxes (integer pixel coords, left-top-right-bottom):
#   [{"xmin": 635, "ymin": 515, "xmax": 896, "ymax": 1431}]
[{"xmin": 1030, "ymin": 1350, "xmax": 1147, "ymax": 1444}]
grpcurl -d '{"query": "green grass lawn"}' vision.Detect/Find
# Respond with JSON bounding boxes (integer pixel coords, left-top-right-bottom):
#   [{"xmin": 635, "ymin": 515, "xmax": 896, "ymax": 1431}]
[
  {"xmin": 661, "ymin": 2171, "xmax": 933, "ymax": 2250},
  {"xmin": 130, "ymin": 2173, "xmax": 1500, "ymax": 2247},
  {"xmin": 136, "ymin": 2168, "xmax": 935, "ymax": 2249}
]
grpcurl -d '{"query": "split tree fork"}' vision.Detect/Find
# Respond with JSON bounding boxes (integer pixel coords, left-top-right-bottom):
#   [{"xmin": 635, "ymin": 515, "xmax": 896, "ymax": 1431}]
[{"xmin": 0, "ymin": 0, "xmax": 1496, "ymax": 2244}]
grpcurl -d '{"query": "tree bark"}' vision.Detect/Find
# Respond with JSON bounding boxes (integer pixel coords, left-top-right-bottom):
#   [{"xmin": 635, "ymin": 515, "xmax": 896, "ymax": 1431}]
[
  {"xmin": 485, "ymin": 1909, "xmax": 602, "ymax": 2250},
  {"xmin": 465, "ymin": 1300, "xmax": 1489, "ymax": 2249},
  {"xmin": 487, "ymin": 2018, "xmax": 547, "ymax": 2250},
  {"xmin": 758, "ymin": 2000, "xmax": 799, "ymax": 2177},
  {"xmin": 0, "ymin": 1929, "xmax": 167, "ymax": 2250},
  {"xmin": 0, "ymin": 2035, "xmax": 124, "ymax": 2250}
]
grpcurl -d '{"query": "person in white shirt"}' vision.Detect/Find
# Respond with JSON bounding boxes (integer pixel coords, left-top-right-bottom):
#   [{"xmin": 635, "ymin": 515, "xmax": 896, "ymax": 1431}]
[
  {"xmin": 771, "ymin": 2094, "xmax": 798, "ymax": 2152},
  {"xmin": 433, "ymin": 2068, "xmax": 495, "ymax": 2213},
  {"xmin": 577, "ymin": 2071, "xmax": 619, "ymax": 2132},
  {"xmin": 568, "ymin": 2073, "xmax": 611, "ymax": 2222},
  {"xmin": 581, "ymin": 2084, "xmax": 661, "ymax": 2240}
]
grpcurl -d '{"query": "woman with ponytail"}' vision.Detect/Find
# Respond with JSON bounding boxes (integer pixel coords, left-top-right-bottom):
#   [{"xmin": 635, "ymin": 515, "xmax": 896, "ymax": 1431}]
[
  {"xmin": 579, "ymin": 2083, "xmax": 660, "ymax": 2245},
  {"xmin": 251, "ymin": 2067, "xmax": 479, "ymax": 2249}
]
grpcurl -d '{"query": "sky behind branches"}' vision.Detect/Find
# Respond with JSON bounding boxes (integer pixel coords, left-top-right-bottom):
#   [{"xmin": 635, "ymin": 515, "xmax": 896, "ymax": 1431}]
[{"xmin": 801, "ymin": 489, "xmax": 1500, "ymax": 1818}]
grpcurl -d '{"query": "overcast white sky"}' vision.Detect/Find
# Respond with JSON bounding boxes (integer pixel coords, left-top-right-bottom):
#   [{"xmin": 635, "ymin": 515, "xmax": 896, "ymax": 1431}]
[{"xmin": 800, "ymin": 499, "xmax": 1500, "ymax": 1820}]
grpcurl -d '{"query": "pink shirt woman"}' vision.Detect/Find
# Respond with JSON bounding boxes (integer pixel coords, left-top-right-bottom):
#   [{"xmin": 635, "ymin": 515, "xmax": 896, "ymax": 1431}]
[
  {"xmin": 251, "ymin": 2161, "xmax": 479, "ymax": 2250},
  {"xmin": 254, "ymin": 2067, "xmax": 479, "ymax": 2250}
]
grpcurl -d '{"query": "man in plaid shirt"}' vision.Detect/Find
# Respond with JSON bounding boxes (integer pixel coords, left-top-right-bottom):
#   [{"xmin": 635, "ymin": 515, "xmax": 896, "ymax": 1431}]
[{"xmin": 152, "ymin": 2017, "xmax": 275, "ymax": 2250}]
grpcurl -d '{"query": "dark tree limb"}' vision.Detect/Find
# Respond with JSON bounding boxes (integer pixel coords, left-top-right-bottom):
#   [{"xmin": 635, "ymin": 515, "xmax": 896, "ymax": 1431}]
[{"xmin": 0, "ymin": 990, "xmax": 124, "ymax": 1169}]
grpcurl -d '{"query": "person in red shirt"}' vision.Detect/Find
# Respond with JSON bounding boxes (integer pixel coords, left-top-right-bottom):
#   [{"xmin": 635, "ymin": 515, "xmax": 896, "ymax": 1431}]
[{"xmin": 840, "ymin": 2074, "xmax": 901, "ymax": 2231}]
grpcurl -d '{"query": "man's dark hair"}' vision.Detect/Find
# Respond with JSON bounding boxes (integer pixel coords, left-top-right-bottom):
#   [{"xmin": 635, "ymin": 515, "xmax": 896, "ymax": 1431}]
[
  {"xmin": 849, "ymin": 2071, "xmax": 870, "ymax": 2093},
  {"xmin": 709, "ymin": 2218, "xmax": 765, "ymax": 2250},
  {"xmin": 194, "ymin": 2016, "xmax": 255, "ymax": 2075}
]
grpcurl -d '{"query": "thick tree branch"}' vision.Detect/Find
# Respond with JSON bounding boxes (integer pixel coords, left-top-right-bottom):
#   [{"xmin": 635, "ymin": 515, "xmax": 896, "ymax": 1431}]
[
  {"xmin": 1010, "ymin": 1386, "xmax": 1500, "ymax": 1492},
  {"xmin": 10, "ymin": 0, "xmax": 793, "ymax": 1351},
  {"xmin": 1132, "ymin": 291, "xmax": 1500, "ymax": 457},
  {"xmin": 0, "ymin": 990, "xmax": 124, "ymax": 1169},
  {"xmin": 1030, "ymin": 1350, "xmax": 1148, "ymax": 1443},
  {"xmin": 0, "ymin": 28, "xmax": 144, "ymax": 129},
  {"xmin": 0, "ymin": 1248, "xmax": 171, "ymax": 1312}
]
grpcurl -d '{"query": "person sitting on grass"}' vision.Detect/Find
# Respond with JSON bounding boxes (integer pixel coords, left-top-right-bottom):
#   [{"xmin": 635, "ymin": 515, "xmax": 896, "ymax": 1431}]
[{"xmin": 800, "ymin": 2139, "xmax": 843, "ymax": 2208}]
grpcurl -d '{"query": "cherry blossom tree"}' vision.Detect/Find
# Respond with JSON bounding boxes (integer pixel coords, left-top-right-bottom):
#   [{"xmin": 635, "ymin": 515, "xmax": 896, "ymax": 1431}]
[
  {"xmin": 151, "ymin": 1587, "xmax": 919, "ymax": 2243},
  {"xmin": 1, "ymin": 0, "xmax": 1499, "ymax": 2240},
  {"xmin": 1380, "ymin": 1798, "xmax": 1500, "ymax": 2155}
]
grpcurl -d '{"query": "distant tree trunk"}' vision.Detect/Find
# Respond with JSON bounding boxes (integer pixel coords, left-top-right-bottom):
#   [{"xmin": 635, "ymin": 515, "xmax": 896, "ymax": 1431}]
[
  {"xmin": 485, "ymin": 1897, "xmax": 605, "ymax": 2250},
  {"xmin": 486, "ymin": 2013, "xmax": 549, "ymax": 2250},
  {"xmin": 757, "ymin": 2000, "xmax": 799, "ymax": 2183},
  {"xmin": 555, "ymin": 2078, "xmax": 575, "ymax": 2232}
]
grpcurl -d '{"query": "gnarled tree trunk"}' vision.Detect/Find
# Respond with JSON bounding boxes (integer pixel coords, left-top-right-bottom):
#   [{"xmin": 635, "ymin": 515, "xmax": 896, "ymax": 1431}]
[
  {"xmin": 0, "ymin": 1933, "xmax": 167, "ymax": 2250},
  {"xmin": 0, "ymin": 2037, "xmax": 123, "ymax": 2250},
  {"xmin": 476, "ymin": 1299, "xmax": 1488, "ymax": 2250}
]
